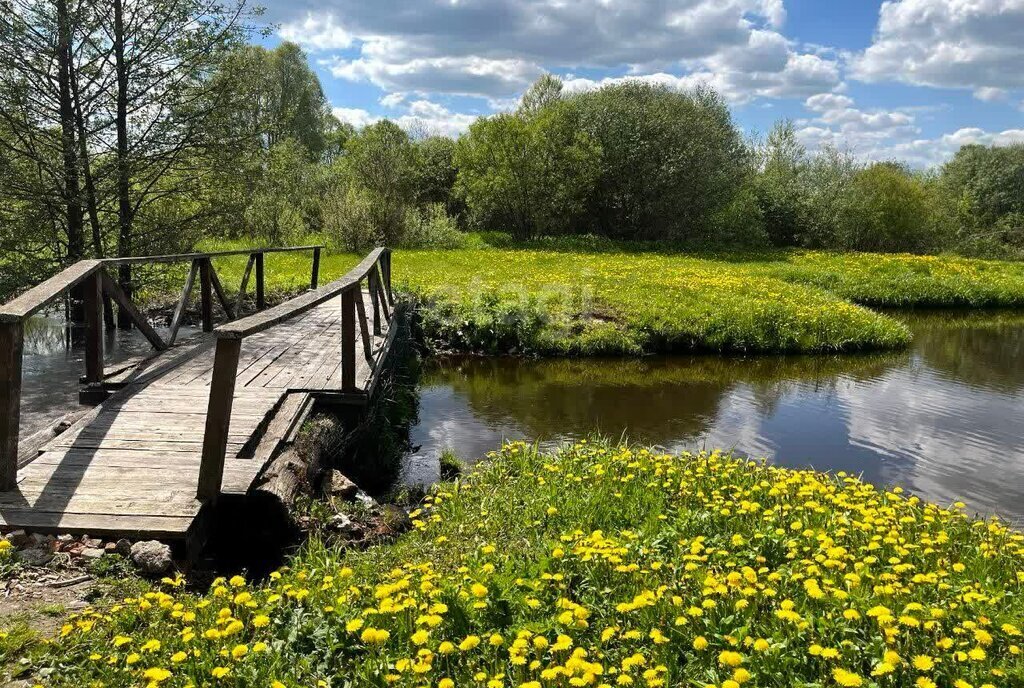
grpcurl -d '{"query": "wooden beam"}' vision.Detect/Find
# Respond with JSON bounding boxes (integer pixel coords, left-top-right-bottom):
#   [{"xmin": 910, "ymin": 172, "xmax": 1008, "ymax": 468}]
[
  {"xmin": 207, "ymin": 261, "xmax": 234, "ymax": 320},
  {"xmin": 103, "ymin": 244, "xmax": 324, "ymax": 266},
  {"xmin": 0, "ymin": 321, "xmax": 23, "ymax": 490},
  {"xmin": 199, "ymin": 259, "xmax": 214, "ymax": 333},
  {"xmin": 100, "ymin": 271, "xmax": 165, "ymax": 350},
  {"xmin": 354, "ymin": 284, "xmax": 374, "ymax": 365},
  {"xmin": 0, "ymin": 260, "xmax": 103, "ymax": 323},
  {"xmin": 310, "ymin": 246, "xmax": 321, "ymax": 290},
  {"xmin": 368, "ymin": 267, "xmax": 382, "ymax": 336},
  {"xmin": 341, "ymin": 288, "xmax": 357, "ymax": 391},
  {"xmin": 234, "ymin": 254, "xmax": 255, "ymax": 317},
  {"xmin": 168, "ymin": 261, "xmax": 199, "ymax": 346},
  {"xmin": 82, "ymin": 272, "xmax": 104, "ymax": 384},
  {"xmin": 255, "ymin": 253, "xmax": 265, "ymax": 310},
  {"xmin": 197, "ymin": 338, "xmax": 241, "ymax": 501}
]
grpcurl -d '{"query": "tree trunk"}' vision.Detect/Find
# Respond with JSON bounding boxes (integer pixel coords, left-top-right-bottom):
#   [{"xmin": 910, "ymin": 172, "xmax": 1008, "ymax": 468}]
[
  {"xmin": 55, "ymin": 0, "xmax": 83, "ymax": 264},
  {"xmin": 69, "ymin": 49, "xmax": 115, "ymax": 329},
  {"xmin": 113, "ymin": 0, "xmax": 133, "ymax": 329}
]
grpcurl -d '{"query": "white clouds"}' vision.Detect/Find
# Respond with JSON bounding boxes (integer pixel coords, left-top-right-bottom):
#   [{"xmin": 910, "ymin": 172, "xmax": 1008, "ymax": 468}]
[
  {"xmin": 333, "ymin": 100, "xmax": 475, "ymax": 138},
  {"xmin": 332, "ymin": 107, "xmax": 378, "ymax": 128},
  {"xmin": 279, "ymin": 14, "xmax": 352, "ymax": 51},
  {"xmin": 269, "ymin": 0, "xmax": 839, "ymax": 104},
  {"xmin": 853, "ymin": 0, "xmax": 1024, "ymax": 97}
]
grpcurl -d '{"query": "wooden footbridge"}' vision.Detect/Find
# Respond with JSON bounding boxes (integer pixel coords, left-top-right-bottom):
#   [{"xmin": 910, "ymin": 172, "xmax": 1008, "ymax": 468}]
[{"xmin": 0, "ymin": 246, "xmax": 398, "ymax": 544}]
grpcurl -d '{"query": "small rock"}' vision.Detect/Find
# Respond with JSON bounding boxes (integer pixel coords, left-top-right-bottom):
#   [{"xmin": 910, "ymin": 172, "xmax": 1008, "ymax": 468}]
[
  {"xmin": 56, "ymin": 534, "xmax": 74, "ymax": 544},
  {"xmin": 104, "ymin": 542, "xmax": 118, "ymax": 554},
  {"xmin": 328, "ymin": 513, "xmax": 365, "ymax": 539},
  {"xmin": 80, "ymin": 547, "xmax": 105, "ymax": 560},
  {"xmin": 5, "ymin": 529, "xmax": 29, "ymax": 547},
  {"xmin": 322, "ymin": 470, "xmax": 359, "ymax": 500},
  {"xmin": 114, "ymin": 539, "xmax": 132, "ymax": 557},
  {"xmin": 130, "ymin": 540, "xmax": 172, "ymax": 575},
  {"xmin": 15, "ymin": 547, "xmax": 53, "ymax": 567},
  {"xmin": 82, "ymin": 537, "xmax": 102, "ymax": 549}
]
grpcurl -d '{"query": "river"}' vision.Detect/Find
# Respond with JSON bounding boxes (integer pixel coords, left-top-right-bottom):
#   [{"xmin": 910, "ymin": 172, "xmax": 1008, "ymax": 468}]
[
  {"xmin": 17, "ymin": 309, "xmax": 1024, "ymax": 523},
  {"xmin": 403, "ymin": 311, "xmax": 1024, "ymax": 523}
]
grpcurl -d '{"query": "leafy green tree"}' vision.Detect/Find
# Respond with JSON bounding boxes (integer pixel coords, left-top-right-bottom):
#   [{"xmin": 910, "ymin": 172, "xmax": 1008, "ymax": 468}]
[
  {"xmin": 518, "ymin": 74, "xmax": 563, "ymax": 115},
  {"xmin": 569, "ymin": 82, "xmax": 748, "ymax": 240},
  {"xmin": 414, "ymin": 136, "xmax": 462, "ymax": 220},
  {"xmin": 837, "ymin": 163, "xmax": 937, "ymax": 253},
  {"xmin": 940, "ymin": 143, "xmax": 1024, "ymax": 251},
  {"xmin": 753, "ymin": 120, "xmax": 808, "ymax": 246},
  {"xmin": 455, "ymin": 103, "xmax": 600, "ymax": 239}
]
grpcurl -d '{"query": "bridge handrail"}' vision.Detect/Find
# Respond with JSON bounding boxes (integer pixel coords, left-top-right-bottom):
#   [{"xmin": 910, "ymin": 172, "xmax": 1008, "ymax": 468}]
[
  {"xmin": 0, "ymin": 245, "xmax": 324, "ymax": 324},
  {"xmin": 197, "ymin": 247, "xmax": 393, "ymax": 501},
  {"xmin": 215, "ymin": 247, "xmax": 388, "ymax": 340},
  {"xmin": 0, "ymin": 243, "xmax": 323, "ymax": 492}
]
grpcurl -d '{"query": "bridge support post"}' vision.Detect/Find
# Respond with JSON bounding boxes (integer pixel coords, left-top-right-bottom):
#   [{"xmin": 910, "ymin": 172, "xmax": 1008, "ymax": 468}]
[
  {"xmin": 198, "ymin": 337, "xmax": 241, "ymax": 501},
  {"xmin": 310, "ymin": 247, "xmax": 321, "ymax": 290},
  {"xmin": 83, "ymin": 271, "xmax": 104, "ymax": 384},
  {"xmin": 0, "ymin": 321, "xmax": 23, "ymax": 491},
  {"xmin": 255, "ymin": 253, "xmax": 266, "ymax": 310},
  {"xmin": 199, "ymin": 259, "xmax": 214, "ymax": 332},
  {"xmin": 341, "ymin": 287, "xmax": 356, "ymax": 391}
]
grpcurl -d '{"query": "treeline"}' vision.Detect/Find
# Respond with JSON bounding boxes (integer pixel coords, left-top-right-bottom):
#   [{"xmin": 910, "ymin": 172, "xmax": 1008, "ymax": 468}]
[{"xmin": 4, "ymin": 23, "xmax": 1024, "ymax": 304}]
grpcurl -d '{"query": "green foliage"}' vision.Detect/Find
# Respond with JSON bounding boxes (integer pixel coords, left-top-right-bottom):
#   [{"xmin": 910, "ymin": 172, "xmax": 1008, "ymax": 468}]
[
  {"xmin": 940, "ymin": 143, "xmax": 1024, "ymax": 254},
  {"xmin": 413, "ymin": 136, "xmax": 462, "ymax": 219},
  {"xmin": 570, "ymin": 82, "xmax": 750, "ymax": 240},
  {"xmin": 834, "ymin": 163, "xmax": 938, "ymax": 253},
  {"xmin": 454, "ymin": 103, "xmax": 600, "ymax": 239}
]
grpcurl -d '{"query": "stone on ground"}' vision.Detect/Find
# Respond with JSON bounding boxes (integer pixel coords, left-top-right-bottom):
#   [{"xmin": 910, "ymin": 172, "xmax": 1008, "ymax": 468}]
[{"xmin": 129, "ymin": 540, "xmax": 172, "ymax": 574}]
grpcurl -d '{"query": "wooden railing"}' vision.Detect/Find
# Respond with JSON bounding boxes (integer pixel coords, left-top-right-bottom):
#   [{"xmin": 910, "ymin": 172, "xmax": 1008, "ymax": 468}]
[
  {"xmin": 0, "ymin": 244, "xmax": 323, "ymax": 491},
  {"xmin": 197, "ymin": 247, "xmax": 393, "ymax": 501}
]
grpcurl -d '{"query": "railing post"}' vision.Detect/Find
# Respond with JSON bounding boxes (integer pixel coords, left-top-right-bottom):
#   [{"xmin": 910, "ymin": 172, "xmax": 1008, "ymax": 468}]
[
  {"xmin": 0, "ymin": 321, "xmax": 23, "ymax": 490},
  {"xmin": 83, "ymin": 271, "xmax": 104, "ymax": 384},
  {"xmin": 368, "ymin": 267, "xmax": 382, "ymax": 336},
  {"xmin": 197, "ymin": 337, "xmax": 241, "ymax": 501},
  {"xmin": 199, "ymin": 258, "xmax": 214, "ymax": 332},
  {"xmin": 310, "ymin": 247, "xmax": 321, "ymax": 290},
  {"xmin": 383, "ymin": 250, "xmax": 393, "ymax": 305},
  {"xmin": 254, "ymin": 253, "xmax": 265, "ymax": 310},
  {"xmin": 341, "ymin": 287, "xmax": 356, "ymax": 391}
]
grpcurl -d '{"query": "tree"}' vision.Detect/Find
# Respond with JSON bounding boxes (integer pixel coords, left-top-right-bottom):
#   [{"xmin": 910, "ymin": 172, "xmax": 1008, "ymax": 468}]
[
  {"xmin": 753, "ymin": 120, "xmax": 808, "ymax": 246},
  {"xmin": 518, "ymin": 74, "xmax": 563, "ymax": 115},
  {"xmin": 414, "ymin": 136, "xmax": 462, "ymax": 220},
  {"xmin": 941, "ymin": 143, "xmax": 1024, "ymax": 250},
  {"xmin": 455, "ymin": 103, "xmax": 600, "ymax": 239},
  {"xmin": 837, "ymin": 163, "xmax": 936, "ymax": 253},
  {"xmin": 569, "ymin": 82, "xmax": 749, "ymax": 240}
]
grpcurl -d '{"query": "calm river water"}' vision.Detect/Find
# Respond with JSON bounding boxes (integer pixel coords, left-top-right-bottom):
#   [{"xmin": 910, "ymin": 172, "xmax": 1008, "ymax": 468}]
[
  {"xmin": 404, "ymin": 311, "xmax": 1024, "ymax": 523},
  {"xmin": 17, "ymin": 309, "xmax": 1024, "ymax": 523}
]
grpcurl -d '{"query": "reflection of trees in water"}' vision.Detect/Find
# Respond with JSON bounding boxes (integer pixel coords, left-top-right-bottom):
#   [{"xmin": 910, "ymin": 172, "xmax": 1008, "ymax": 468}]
[
  {"xmin": 421, "ymin": 351, "xmax": 900, "ymax": 445},
  {"xmin": 22, "ymin": 314, "xmax": 72, "ymax": 355},
  {"xmin": 901, "ymin": 311, "xmax": 1024, "ymax": 394}
]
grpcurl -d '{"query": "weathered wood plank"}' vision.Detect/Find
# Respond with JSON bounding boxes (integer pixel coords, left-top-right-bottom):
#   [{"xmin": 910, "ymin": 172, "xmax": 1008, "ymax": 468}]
[
  {"xmin": 83, "ymin": 272, "xmax": 105, "ymax": 384},
  {"xmin": 100, "ymin": 270, "xmax": 165, "ymax": 351},
  {"xmin": 169, "ymin": 261, "xmax": 199, "ymax": 346},
  {"xmin": 0, "ymin": 260, "xmax": 104, "ymax": 323},
  {"xmin": 0, "ymin": 322, "xmax": 24, "ymax": 490},
  {"xmin": 197, "ymin": 338, "xmax": 242, "ymax": 500}
]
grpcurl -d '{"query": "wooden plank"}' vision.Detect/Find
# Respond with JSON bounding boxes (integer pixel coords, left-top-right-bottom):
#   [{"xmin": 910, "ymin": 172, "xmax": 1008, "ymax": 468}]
[
  {"xmin": 218, "ymin": 248, "xmax": 385, "ymax": 339},
  {"xmin": 341, "ymin": 288, "xmax": 357, "ymax": 391},
  {"xmin": 310, "ymin": 246, "xmax": 321, "ymax": 289},
  {"xmin": 100, "ymin": 270, "xmax": 165, "ymax": 351},
  {"xmin": 105, "ymin": 245, "xmax": 323, "ymax": 266},
  {"xmin": 0, "ymin": 322, "xmax": 24, "ymax": 490},
  {"xmin": 235, "ymin": 254, "xmax": 255, "ymax": 317},
  {"xmin": 0, "ymin": 511, "xmax": 197, "ymax": 538},
  {"xmin": 197, "ymin": 338, "xmax": 241, "ymax": 500},
  {"xmin": 199, "ymin": 258, "xmax": 214, "ymax": 333},
  {"xmin": 355, "ymin": 285, "xmax": 375, "ymax": 365},
  {"xmin": 208, "ymin": 260, "xmax": 234, "ymax": 320},
  {"xmin": 169, "ymin": 261, "xmax": 199, "ymax": 346},
  {"xmin": 82, "ymin": 272, "xmax": 105, "ymax": 384},
  {"xmin": 255, "ymin": 253, "xmax": 265, "ymax": 310},
  {"xmin": 0, "ymin": 260, "xmax": 103, "ymax": 322}
]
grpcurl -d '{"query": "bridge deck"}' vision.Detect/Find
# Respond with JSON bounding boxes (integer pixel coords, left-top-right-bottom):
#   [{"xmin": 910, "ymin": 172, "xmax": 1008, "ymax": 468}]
[{"xmin": 0, "ymin": 293, "xmax": 392, "ymax": 539}]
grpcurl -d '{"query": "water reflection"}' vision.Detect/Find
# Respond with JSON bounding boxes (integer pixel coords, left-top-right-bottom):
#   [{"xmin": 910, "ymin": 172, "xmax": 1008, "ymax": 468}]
[
  {"xmin": 406, "ymin": 311, "xmax": 1024, "ymax": 523},
  {"xmin": 19, "ymin": 313, "xmax": 199, "ymax": 441}
]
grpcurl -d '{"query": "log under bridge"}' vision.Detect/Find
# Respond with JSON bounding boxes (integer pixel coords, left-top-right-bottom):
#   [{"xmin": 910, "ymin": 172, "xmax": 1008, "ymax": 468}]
[{"xmin": 0, "ymin": 246, "xmax": 399, "ymax": 548}]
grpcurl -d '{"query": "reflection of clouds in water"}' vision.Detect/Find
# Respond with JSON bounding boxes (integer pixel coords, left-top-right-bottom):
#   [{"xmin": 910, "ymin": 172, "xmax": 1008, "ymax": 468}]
[{"xmin": 839, "ymin": 366, "xmax": 1024, "ymax": 519}]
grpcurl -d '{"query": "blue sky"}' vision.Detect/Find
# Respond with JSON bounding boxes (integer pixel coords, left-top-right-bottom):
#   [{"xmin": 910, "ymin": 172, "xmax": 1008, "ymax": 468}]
[{"xmin": 256, "ymin": 0, "xmax": 1024, "ymax": 167}]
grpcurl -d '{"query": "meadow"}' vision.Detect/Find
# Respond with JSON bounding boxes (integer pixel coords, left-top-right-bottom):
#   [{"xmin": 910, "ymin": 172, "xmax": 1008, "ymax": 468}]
[
  {"xmin": 18, "ymin": 439, "xmax": 1024, "ymax": 687},
  {"xmin": 188, "ymin": 236, "xmax": 1024, "ymax": 355}
]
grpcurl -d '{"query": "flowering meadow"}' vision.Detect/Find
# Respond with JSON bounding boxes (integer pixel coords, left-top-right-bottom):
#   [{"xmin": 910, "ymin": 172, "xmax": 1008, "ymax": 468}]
[
  {"xmin": 197, "ymin": 236, "xmax": 1024, "ymax": 356},
  {"xmin": 32, "ymin": 440, "xmax": 1024, "ymax": 687}
]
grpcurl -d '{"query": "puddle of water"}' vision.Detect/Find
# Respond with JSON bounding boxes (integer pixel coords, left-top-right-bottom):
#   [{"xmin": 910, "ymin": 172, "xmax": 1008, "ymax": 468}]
[
  {"xmin": 404, "ymin": 311, "xmax": 1024, "ymax": 523},
  {"xmin": 19, "ymin": 313, "xmax": 200, "ymax": 440}
]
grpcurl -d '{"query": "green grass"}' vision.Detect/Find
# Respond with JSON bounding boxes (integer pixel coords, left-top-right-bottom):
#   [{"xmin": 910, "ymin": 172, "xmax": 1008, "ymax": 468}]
[
  {"xmin": 190, "ymin": 235, "xmax": 1024, "ymax": 355},
  {"xmin": 25, "ymin": 439, "xmax": 1024, "ymax": 687}
]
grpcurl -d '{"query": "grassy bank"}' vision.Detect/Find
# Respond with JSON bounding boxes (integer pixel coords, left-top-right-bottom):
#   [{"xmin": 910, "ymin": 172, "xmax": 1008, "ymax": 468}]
[
  {"xmin": 24, "ymin": 439, "xmax": 1024, "ymax": 687},
  {"xmin": 189, "ymin": 236, "xmax": 1024, "ymax": 355}
]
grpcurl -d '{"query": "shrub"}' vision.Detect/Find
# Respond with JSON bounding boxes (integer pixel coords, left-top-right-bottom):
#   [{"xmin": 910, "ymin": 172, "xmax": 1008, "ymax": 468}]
[
  {"xmin": 837, "ymin": 163, "xmax": 938, "ymax": 253},
  {"xmin": 455, "ymin": 102, "xmax": 600, "ymax": 240},
  {"xmin": 570, "ymin": 81, "xmax": 749, "ymax": 240},
  {"xmin": 401, "ymin": 203, "xmax": 466, "ymax": 249}
]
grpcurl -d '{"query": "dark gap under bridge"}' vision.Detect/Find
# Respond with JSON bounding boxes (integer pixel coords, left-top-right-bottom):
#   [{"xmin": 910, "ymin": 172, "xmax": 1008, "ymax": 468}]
[{"xmin": 0, "ymin": 245, "xmax": 399, "ymax": 548}]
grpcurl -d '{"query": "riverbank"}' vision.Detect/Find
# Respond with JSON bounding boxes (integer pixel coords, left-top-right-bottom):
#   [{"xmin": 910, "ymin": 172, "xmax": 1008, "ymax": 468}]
[
  {"xmin": 183, "ymin": 236, "xmax": 1024, "ymax": 355},
  {"xmin": 19, "ymin": 439, "xmax": 1024, "ymax": 686}
]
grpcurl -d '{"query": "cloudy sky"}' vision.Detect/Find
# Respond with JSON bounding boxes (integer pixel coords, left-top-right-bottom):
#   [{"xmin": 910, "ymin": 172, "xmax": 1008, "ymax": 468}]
[{"xmin": 257, "ymin": 0, "xmax": 1024, "ymax": 167}]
